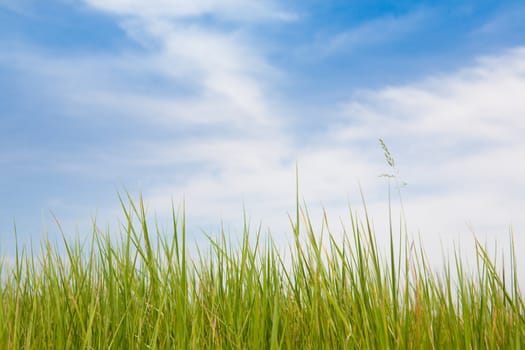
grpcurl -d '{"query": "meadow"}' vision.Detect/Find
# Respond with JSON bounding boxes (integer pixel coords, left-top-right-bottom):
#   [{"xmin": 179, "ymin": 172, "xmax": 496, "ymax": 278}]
[
  {"xmin": 1, "ymin": 143, "xmax": 524, "ymax": 348},
  {"xmin": 1, "ymin": 190, "xmax": 524, "ymax": 349}
]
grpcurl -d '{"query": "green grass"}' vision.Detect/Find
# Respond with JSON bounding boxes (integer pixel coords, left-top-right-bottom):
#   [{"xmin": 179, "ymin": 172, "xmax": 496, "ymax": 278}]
[{"xmin": 1, "ymin": 190, "xmax": 524, "ymax": 349}]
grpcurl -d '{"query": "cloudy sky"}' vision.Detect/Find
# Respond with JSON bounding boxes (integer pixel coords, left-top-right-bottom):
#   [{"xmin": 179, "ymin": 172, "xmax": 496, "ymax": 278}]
[{"xmin": 1, "ymin": 0, "xmax": 525, "ymax": 268}]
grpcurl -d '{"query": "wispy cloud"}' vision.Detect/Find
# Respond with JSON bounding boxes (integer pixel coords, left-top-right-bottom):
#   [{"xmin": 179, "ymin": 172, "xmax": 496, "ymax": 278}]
[
  {"xmin": 2, "ymin": 1, "xmax": 525, "ymax": 273},
  {"xmin": 336, "ymin": 48, "xmax": 525, "ymax": 145},
  {"xmin": 469, "ymin": 3, "xmax": 525, "ymax": 38},
  {"xmin": 310, "ymin": 9, "xmax": 430, "ymax": 57},
  {"xmin": 83, "ymin": 0, "xmax": 297, "ymax": 22},
  {"xmin": 0, "ymin": 0, "xmax": 297, "ymax": 243}
]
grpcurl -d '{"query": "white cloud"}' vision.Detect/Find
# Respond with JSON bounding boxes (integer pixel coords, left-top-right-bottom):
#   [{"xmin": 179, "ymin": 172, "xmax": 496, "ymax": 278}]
[
  {"xmin": 0, "ymin": 1, "xmax": 286, "ymax": 130},
  {"xmin": 134, "ymin": 45, "xmax": 525, "ymax": 272},
  {"xmin": 83, "ymin": 0, "xmax": 296, "ymax": 22},
  {"xmin": 76, "ymin": 0, "xmax": 293, "ymax": 130},
  {"xmin": 0, "ymin": 0, "xmax": 296, "ymax": 249},
  {"xmin": 322, "ymin": 47, "xmax": 525, "ymax": 270},
  {"xmin": 3, "ymin": 0, "xmax": 525, "ymax": 277},
  {"xmin": 336, "ymin": 48, "xmax": 525, "ymax": 155}
]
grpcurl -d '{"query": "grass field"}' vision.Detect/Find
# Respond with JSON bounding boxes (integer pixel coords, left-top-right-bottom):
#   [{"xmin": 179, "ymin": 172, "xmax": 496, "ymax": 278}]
[{"xmin": 1, "ymin": 188, "xmax": 524, "ymax": 349}]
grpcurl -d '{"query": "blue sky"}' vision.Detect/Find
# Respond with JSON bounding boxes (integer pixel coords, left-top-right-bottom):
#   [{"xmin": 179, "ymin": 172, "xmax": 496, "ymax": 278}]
[{"xmin": 1, "ymin": 0, "xmax": 525, "ymax": 267}]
